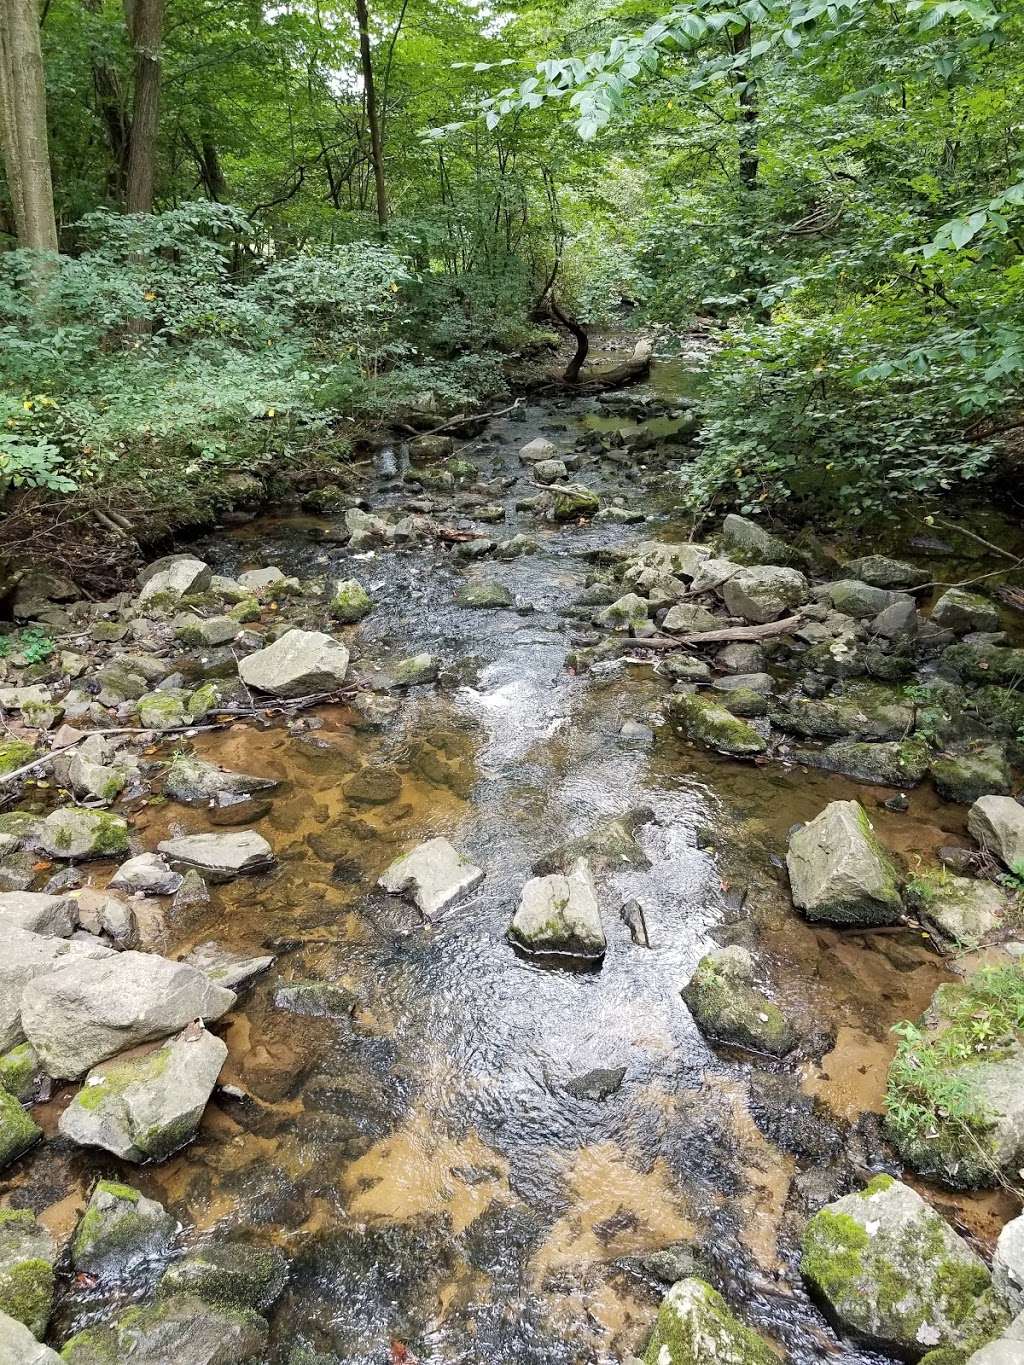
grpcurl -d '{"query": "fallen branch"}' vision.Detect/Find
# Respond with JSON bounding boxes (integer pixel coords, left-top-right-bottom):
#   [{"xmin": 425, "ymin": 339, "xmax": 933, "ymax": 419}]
[
  {"xmin": 607, "ymin": 614, "xmax": 804, "ymax": 651},
  {"xmin": 393, "ymin": 399, "xmax": 523, "ymax": 440}
]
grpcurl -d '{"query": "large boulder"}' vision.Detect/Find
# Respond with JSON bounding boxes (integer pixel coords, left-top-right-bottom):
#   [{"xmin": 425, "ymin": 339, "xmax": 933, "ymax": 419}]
[
  {"xmin": 59, "ymin": 1291, "xmax": 267, "ymax": 1364},
  {"xmin": 21, "ymin": 950, "xmax": 234, "ymax": 1079},
  {"xmin": 156, "ymin": 831, "xmax": 274, "ymax": 883},
  {"xmin": 0, "ymin": 1209, "xmax": 56, "ymax": 1336},
  {"xmin": 0, "ymin": 1090, "xmax": 40, "ymax": 1170},
  {"xmin": 932, "ymin": 588, "xmax": 1001, "ymax": 635},
  {"xmin": 909, "ymin": 872, "xmax": 1006, "ymax": 948},
  {"xmin": 509, "ymin": 858, "xmax": 605, "ymax": 959},
  {"xmin": 720, "ymin": 513, "xmax": 801, "ymax": 567},
  {"xmin": 163, "ymin": 753, "xmax": 278, "ymax": 806},
  {"xmin": 59, "ymin": 1025, "xmax": 228, "ymax": 1162},
  {"xmin": 822, "ymin": 579, "xmax": 912, "ymax": 619},
  {"xmin": 801, "ymin": 1175, "xmax": 1008, "ymax": 1356},
  {"xmin": 933, "ymin": 745, "xmax": 1011, "ymax": 805},
  {"xmin": 0, "ymin": 1309, "xmax": 61, "ymax": 1363},
  {"xmin": 787, "ymin": 800, "xmax": 903, "ymax": 925},
  {"xmin": 377, "ymin": 838, "xmax": 484, "ymax": 917},
  {"xmin": 71, "ymin": 1180, "xmax": 176, "ymax": 1278},
  {"xmin": 641, "ymin": 1277, "xmax": 776, "ymax": 1364},
  {"xmin": 0, "ymin": 929, "xmax": 114, "ymax": 1052},
  {"xmin": 0, "ymin": 892, "xmax": 75, "ymax": 938},
  {"xmin": 681, "ymin": 946, "xmax": 795, "ymax": 1056},
  {"xmin": 722, "ymin": 566, "xmax": 808, "ymax": 623},
  {"xmin": 771, "ymin": 683, "xmax": 915, "ymax": 742},
  {"xmin": 666, "ymin": 693, "xmax": 767, "ymax": 757},
  {"xmin": 38, "ymin": 808, "xmax": 129, "ymax": 861},
  {"xmin": 968, "ymin": 796, "xmax": 1024, "ymax": 871},
  {"xmin": 138, "ymin": 556, "xmax": 212, "ymax": 606},
  {"xmin": 237, "ymin": 629, "xmax": 349, "ymax": 698},
  {"xmin": 844, "ymin": 555, "xmax": 928, "ymax": 589}
]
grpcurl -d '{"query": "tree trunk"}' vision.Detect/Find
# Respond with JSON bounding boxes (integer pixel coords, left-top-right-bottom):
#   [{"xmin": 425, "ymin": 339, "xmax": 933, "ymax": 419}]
[
  {"xmin": 124, "ymin": 0, "xmax": 163, "ymax": 213},
  {"xmin": 82, "ymin": 0, "xmax": 130, "ymax": 201},
  {"xmin": 0, "ymin": 0, "xmax": 58, "ymax": 252},
  {"xmin": 199, "ymin": 133, "xmax": 227, "ymax": 201},
  {"xmin": 550, "ymin": 296, "xmax": 589, "ymax": 384},
  {"xmin": 732, "ymin": 24, "xmax": 759, "ymax": 191},
  {"xmin": 354, "ymin": 0, "xmax": 387, "ymax": 227}
]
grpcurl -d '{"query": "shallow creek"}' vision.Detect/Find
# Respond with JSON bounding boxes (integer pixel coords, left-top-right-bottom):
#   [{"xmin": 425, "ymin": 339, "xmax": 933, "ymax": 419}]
[{"xmin": 17, "ymin": 358, "xmax": 1024, "ymax": 1362}]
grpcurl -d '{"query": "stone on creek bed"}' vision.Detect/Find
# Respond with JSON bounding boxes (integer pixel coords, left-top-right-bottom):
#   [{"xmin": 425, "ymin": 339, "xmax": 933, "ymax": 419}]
[
  {"xmin": 681, "ymin": 946, "xmax": 795, "ymax": 1056},
  {"xmin": 377, "ymin": 837, "xmax": 484, "ymax": 917},
  {"xmin": 0, "ymin": 1089, "xmax": 40, "ymax": 1171},
  {"xmin": 59, "ymin": 1290, "xmax": 268, "ymax": 1365},
  {"xmin": 641, "ymin": 1277, "xmax": 778, "ymax": 1364},
  {"xmin": 163, "ymin": 753, "xmax": 279, "ymax": 805},
  {"xmin": 665, "ymin": 693, "xmax": 767, "ymax": 758},
  {"xmin": 70, "ymin": 1180, "xmax": 176, "ymax": 1279},
  {"xmin": 59, "ymin": 1025, "xmax": 228, "ymax": 1162},
  {"xmin": 909, "ymin": 871, "xmax": 1007, "ymax": 948},
  {"xmin": 21, "ymin": 950, "xmax": 234, "ymax": 1079},
  {"xmin": 787, "ymin": 799, "xmax": 903, "ymax": 926},
  {"xmin": 533, "ymin": 806, "xmax": 654, "ymax": 875},
  {"xmin": 237, "ymin": 628, "xmax": 349, "ymax": 697},
  {"xmin": 455, "ymin": 579, "xmax": 514, "ymax": 608},
  {"xmin": 181, "ymin": 942, "xmax": 274, "ymax": 991},
  {"xmin": 792, "ymin": 739, "xmax": 930, "ymax": 788},
  {"xmin": 156, "ymin": 830, "xmax": 275, "ymax": 883},
  {"xmin": 0, "ymin": 891, "xmax": 76, "ymax": 938},
  {"xmin": 800, "ymin": 1175, "xmax": 1009, "ymax": 1357},
  {"xmin": 932, "ymin": 743, "xmax": 1011, "ymax": 805},
  {"xmin": 158, "ymin": 1243, "xmax": 289, "ymax": 1313},
  {"xmin": 509, "ymin": 857, "xmax": 605, "ymax": 959},
  {"xmin": 842, "ymin": 554, "xmax": 928, "ymax": 589},
  {"xmin": 0, "ymin": 1309, "xmax": 60, "ymax": 1363},
  {"xmin": 108, "ymin": 852, "xmax": 183, "ymax": 897},
  {"xmin": 931, "ymin": 586, "xmax": 1001, "ymax": 635},
  {"xmin": 968, "ymin": 795, "xmax": 1024, "ymax": 871},
  {"xmin": 722, "ymin": 564, "xmax": 808, "ymax": 623},
  {"xmin": 0, "ymin": 1208, "xmax": 56, "ymax": 1336},
  {"xmin": 0, "ymin": 928, "xmax": 115, "ymax": 1054},
  {"xmin": 37, "ymin": 808, "xmax": 129, "ymax": 861},
  {"xmin": 771, "ymin": 682, "xmax": 915, "ymax": 742}
]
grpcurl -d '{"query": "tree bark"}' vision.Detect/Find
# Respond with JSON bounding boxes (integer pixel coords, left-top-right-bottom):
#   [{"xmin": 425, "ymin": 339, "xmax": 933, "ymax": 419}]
[
  {"xmin": 0, "ymin": 0, "xmax": 58, "ymax": 251},
  {"xmin": 354, "ymin": 0, "xmax": 387, "ymax": 227},
  {"xmin": 124, "ymin": 0, "xmax": 163, "ymax": 213},
  {"xmin": 732, "ymin": 23, "xmax": 759, "ymax": 191},
  {"xmin": 550, "ymin": 296, "xmax": 589, "ymax": 383},
  {"xmin": 82, "ymin": 0, "xmax": 130, "ymax": 201}
]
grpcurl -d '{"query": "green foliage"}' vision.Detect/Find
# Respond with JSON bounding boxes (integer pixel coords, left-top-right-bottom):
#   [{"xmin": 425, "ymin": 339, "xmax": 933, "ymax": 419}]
[{"xmin": 0, "ymin": 628, "xmax": 56, "ymax": 664}]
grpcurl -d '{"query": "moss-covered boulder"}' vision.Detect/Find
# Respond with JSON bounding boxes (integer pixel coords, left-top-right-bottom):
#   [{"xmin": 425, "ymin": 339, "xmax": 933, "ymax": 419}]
[
  {"xmin": 60, "ymin": 1292, "xmax": 268, "ymax": 1364},
  {"xmin": 721, "ymin": 513, "xmax": 802, "ymax": 567},
  {"xmin": 158, "ymin": 1243, "xmax": 288, "ymax": 1312},
  {"xmin": 392, "ymin": 653, "xmax": 439, "ymax": 687},
  {"xmin": 942, "ymin": 645, "xmax": 1024, "ymax": 687},
  {"xmin": 38, "ymin": 808, "xmax": 129, "ymax": 861},
  {"xmin": 932, "ymin": 745, "xmax": 1012, "ymax": 805},
  {"xmin": 595, "ymin": 593, "xmax": 649, "ymax": 632},
  {"xmin": 932, "ymin": 588, "xmax": 1001, "ymax": 635},
  {"xmin": 550, "ymin": 483, "xmax": 599, "ymax": 521},
  {"xmin": 136, "ymin": 691, "xmax": 190, "ymax": 730},
  {"xmin": 801, "ymin": 1175, "xmax": 1008, "ymax": 1356},
  {"xmin": 0, "ymin": 1044, "xmax": 43, "ymax": 1104},
  {"xmin": 666, "ymin": 693, "xmax": 767, "ymax": 757},
  {"xmin": 0, "ymin": 1089, "xmax": 40, "ymax": 1169},
  {"xmin": 771, "ymin": 682, "xmax": 915, "ymax": 742},
  {"xmin": 329, "ymin": 579, "xmax": 373, "ymax": 624},
  {"xmin": 682, "ymin": 947, "xmax": 795, "ymax": 1056},
  {"xmin": 163, "ymin": 753, "xmax": 278, "ymax": 806},
  {"xmin": 795, "ymin": 738, "xmax": 930, "ymax": 787},
  {"xmin": 642, "ymin": 1277, "xmax": 777, "ymax": 1364},
  {"xmin": 908, "ymin": 871, "xmax": 1006, "ymax": 948},
  {"xmin": 0, "ymin": 1209, "xmax": 56, "ymax": 1337},
  {"xmin": 787, "ymin": 800, "xmax": 903, "ymax": 925},
  {"xmin": 0, "ymin": 741, "xmax": 35, "ymax": 777},
  {"xmin": 71, "ymin": 1181, "xmax": 176, "ymax": 1279}
]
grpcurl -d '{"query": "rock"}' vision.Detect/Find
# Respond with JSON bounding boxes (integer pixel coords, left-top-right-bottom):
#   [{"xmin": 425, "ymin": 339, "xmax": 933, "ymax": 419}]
[
  {"xmin": 717, "ymin": 642, "xmax": 765, "ymax": 674},
  {"xmin": 238, "ymin": 629, "xmax": 349, "ymax": 698},
  {"xmin": 822, "ymin": 579, "xmax": 912, "ymax": 619},
  {"xmin": 237, "ymin": 567, "xmax": 295, "ymax": 594},
  {"xmin": 71, "ymin": 1180, "xmax": 176, "ymax": 1278},
  {"xmin": 138, "ymin": 556, "xmax": 212, "ymax": 605},
  {"xmin": 682, "ymin": 946, "xmax": 795, "ymax": 1055},
  {"xmin": 344, "ymin": 508, "xmax": 394, "ymax": 550},
  {"xmin": 534, "ymin": 808, "xmax": 653, "ymax": 876},
  {"xmin": 136, "ymin": 691, "xmax": 189, "ymax": 729},
  {"xmin": 968, "ymin": 796, "xmax": 1024, "ymax": 871},
  {"xmin": 392, "ymin": 653, "xmax": 439, "ymax": 687},
  {"xmin": 71, "ymin": 889, "xmax": 136, "ymax": 946},
  {"xmin": 343, "ymin": 767, "xmax": 401, "ymax": 805},
  {"xmin": 408, "ymin": 434, "xmax": 453, "ymax": 460},
  {"xmin": 844, "ymin": 555, "xmax": 928, "ymax": 589},
  {"xmin": 550, "ymin": 483, "xmax": 599, "ymax": 521},
  {"xmin": 163, "ymin": 753, "xmax": 278, "ymax": 805},
  {"xmin": 620, "ymin": 900, "xmax": 650, "ymax": 947},
  {"xmin": 0, "ymin": 1090, "xmax": 40, "ymax": 1169},
  {"xmin": 994, "ymin": 1214, "xmax": 1024, "ymax": 1314},
  {"xmin": 68, "ymin": 753, "xmax": 127, "ymax": 804},
  {"xmin": 801, "ymin": 1175, "xmax": 1008, "ymax": 1356},
  {"xmin": 933, "ymin": 745, "xmax": 1012, "ymax": 805},
  {"xmin": 273, "ymin": 981, "xmax": 357, "ymax": 1018},
  {"xmin": 641, "ymin": 1278, "xmax": 776, "ymax": 1364},
  {"xmin": 721, "ymin": 513, "xmax": 800, "ymax": 566},
  {"xmin": 38, "ymin": 808, "xmax": 128, "ymax": 861},
  {"xmin": 181, "ymin": 942, "xmax": 274, "ymax": 991},
  {"xmin": 509, "ymin": 858, "xmax": 604, "ymax": 959},
  {"xmin": 722, "ymin": 565, "xmax": 808, "ymax": 623},
  {"xmin": 932, "ymin": 588, "xmax": 1001, "ymax": 635},
  {"xmin": 330, "ymin": 578, "xmax": 373, "ymax": 623},
  {"xmin": 0, "ymin": 1209, "xmax": 55, "ymax": 1335},
  {"xmin": 0, "ymin": 1309, "xmax": 61, "ymax": 1362},
  {"xmin": 772, "ymin": 683, "xmax": 915, "ymax": 741},
  {"xmin": 59, "ymin": 1292, "xmax": 267, "ymax": 1364},
  {"xmin": 455, "ymin": 580, "xmax": 513, "ymax": 608},
  {"xmin": 21, "ymin": 950, "xmax": 234, "ymax": 1079},
  {"xmin": 787, "ymin": 800, "xmax": 903, "ymax": 925},
  {"xmin": 663, "ymin": 654, "xmax": 712, "ymax": 683},
  {"xmin": 665, "ymin": 693, "xmax": 767, "ymax": 757},
  {"xmin": 174, "ymin": 615, "xmax": 239, "ymax": 648},
  {"xmin": 158, "ymin": 1244, "xmax": 288, "ymax": 1312},
  {"xmin": 495, "ymin": 534, "xmax": 537, "ymax": 559},
  {"xmin": 0, "ymin": 892, "xmax": 76, "ymax": 938},
  {"xmin": 662, "ymin": 603, "xmax": 719, "ymax": 634},
  {"xmin": 59, "ymin": 1026, "xmax": 229, "ymax": 1162},
  {"xmin": 534, "ymin": 458, "xmax": 567, "ymax": 484},
  {"xmin": 109, "ymin": 852, "xmax": 183, "ymax": 897},
  {"xmin": 0, "ymin": 1043, "xmax": 43, "ymax": 1103},
  {"xmin": 595, "ymin": 593, "xmax": 649, "ymax": 631},
  {"xmin": 378, "ymin": 838, "xmax": 484, "ymax": 917},
  {"xmin": 157, "ymin": 831, "xmax": 274, "ymax": 883},
  {"xmin": 519, "ymin": 437, "xmax": 557, "ymax": 463},
  {"xmin": 909, "ymin": 872, "xmax": 1006, "ymax": 947},
  {"xmin": 0, "ymin": 740, "xmax": 34, "ymax": 776},
  {"xmin": 967, "ymin": 1342, "xmax": 1024, "ymax": 1365},
  {"xmin": 0, "ymin": 928, "xmax": 115, "ymax": 1052},
  {"xmin": 564, "ymin": 1066, "xmax": 626, "ymax": 1100},
  {"xmin": 871, "ymin": 598, "xmax": 919, "ymax": 640},
  {"xmin": 636, "ymin": 1244, "xmax": 702, "ymax": 1285},
  {"xmin": 797, "ymin": 739, "xmax": 929, "ymax": 787}
]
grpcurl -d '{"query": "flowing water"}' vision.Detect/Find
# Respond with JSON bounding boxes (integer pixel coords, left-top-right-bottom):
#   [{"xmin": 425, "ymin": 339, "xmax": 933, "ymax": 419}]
[{"xmin": 15, "ymin": 351, "xmax": 1023, "ymax": 1362}]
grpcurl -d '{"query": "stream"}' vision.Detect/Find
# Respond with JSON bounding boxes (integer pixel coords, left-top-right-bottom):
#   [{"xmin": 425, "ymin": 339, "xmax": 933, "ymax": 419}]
[{"xmin": 12, "ymin": 346, "xmax": 1024, "ymax": 1363}]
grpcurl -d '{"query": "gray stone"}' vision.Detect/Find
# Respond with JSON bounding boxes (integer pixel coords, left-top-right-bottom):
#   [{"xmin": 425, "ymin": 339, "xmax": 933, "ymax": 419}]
[
  {"xmin": 968, "ymin": 1343, "xmax": 1024, "ymax": 1365},
  {"xmin": 662, "ymin": 603, "xmax": 719, "ymax": 634},
  {"xmin": 509, "ymin": 858, "xmax": 604, "ymax": 958},
  {"xmin": 237, "ymin": 566, "xmax": 294, "ymax": 592},
  {"xmin": 844, "ymin": 555, "xmax": 928, "ymax": 589},
  {"xmin": 174, "ymin": 614, "xmax": 240, "ymax": 648},
  {"xmin": 932, "ymin": 588, "xmax": 1001, "ymax": 634},
  {"xmin": 722, "ymin": 565, "xmax": 808, "ymax": 623},
  {"xmin": 59, "ymin": 1292, "xmax": 267, "ymax": 1365},
  {"xmin": 71, "ymin": 1180, "xmax": 176, "ymax": 1278},
  {"xmin": 158, "ymin": 1244, "xmax": 288, "ymax": 1313},
  {"xmin": 21, "ymin": 950, "xmax": 234, "ymax": 1079},
  {"xmin": 330, "ymin": 578, "xmax": 373, "ymax": 623},
  {"xmin": 38, "ymin": 808, "xmax": 129, "ymax": 861},
  {"xmin": 109, "ymin": 852, "xmax": 183, "ymax": 897},
  {"xmin": 712, "ymin": 672, "xmax": 774, "ymax": 696},
  {"xmin": 690, "ymin": 556, "xmax": 742, "ymax": 593},
  {"xmin": 534, "ymin": 458, "xmax": 567, "ymax": 484},
  {"xmin": 801, "ymin": 1176, "xmax": 1007, "ymax": 1356},
  {"xmin": 392, "ymin": 653, "xmax": 439, "ymax": 687},
  {"xmin": 0, "ymin": 1309, "xmax": 61, "ymax": 1363},
  {"xmin": 870, "ymin": 598, "xmax": 919, "ymax": 640},
  {"xmin": 138, "ymin": 557, "xmax": 212, "ymax": 605},
  {"xmin": 378, "ymin": 838, "xmax": 484, "ymax": 917},
  {"xmin": 0, "ymin": 1209, "xmax": 55, "ymax": 1336},
  {"xmin": 682, "ymin": 945, "xmax": 795, "ymax": 1055},
  {"xmin": 994, "ymin": 1213, "xmax": 1024, "ymax": 1314},
  {"xmin": 564, "ymin": 1066, "xmax": 626, "ymax": 1100},
  {"xmin": 59, "ymin": 1026, "xmax": 229, "ymax": 1162},
  {"xmin": 344, "ymin": 508, "xmax": 394, "ymax": 550},
  {"xmin": 0, "ymin": 929, "xmax": 116, "ymax": 1053},
  {"xmin": 641, "ymin": 1278, "xmax": 776, "ymax": 1364},
  {"xmin": 823, "ymin": 579, "xmax": 912, "ymax": 619},
  {"xmin": 666, "ymin": 693, "xmax": 767, "ymax": 757},
  {"xmin": 533, "ymin": 808, "xmax": 653, "ymax": 876},
  {"xmin": 456, "ymin": 580, "xmax": 513, "ymax": 608},
  {"xmin": 164, "ymin": 753, "xmax": 278, "ymax": 805},
  {"xmin": 182, "ymin": 942, "xmax": 274, "ymax": 991},
  {"xmin": 721, "ymin": 513, "xmax": 800, "ymax": 566},
  {"xmin": 787, "ymin": 799, "xmax": 903, "ymax": 925},
  {"xmin": 968, "ymin": 796, "xmax": 1024, "ymax": 871},
  {"xmin": 0, "ymin": 892, "xmax": 76, "ymax": 938},
  {"xmin": 157, "ymin": 831, "xmax": 274, "ymax": 883},
  {"xmin": 519, "ymin": 436, "xmax": 557, "ymax": 463},
  {"xmin": 933, "ymin": 745, "xmax": 1012, "ymax": 805},
  {"xmin": 912, "ymin": 872, "xmax": 1006, "ymax": 946},
  {"xmin": 238, "ymin": 629, "xmax": 349, "ymax": 697},
  {"xmin": 595, "ymin": 593, "xmax": 649, "ymax": 631},
  {"xmin": 717, "ymin": 642, "xmax": 765, "ymax": 674}
]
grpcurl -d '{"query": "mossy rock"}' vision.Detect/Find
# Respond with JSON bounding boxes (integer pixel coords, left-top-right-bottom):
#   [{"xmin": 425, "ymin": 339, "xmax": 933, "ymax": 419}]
[
  {"xmin": 39, "ymin": 807, "xmax": 129, "ymax": 861},
  {"xmin": 666, "ymin": 693, "xmax": 767, "ymax": 757},
  {"xmin": 0, "ymin": 1208, "xmax": 56, "ymax": 1336},
  {"xmin": 158, "ymin": 1243, "xmax": 288, "ymax": 1312},
  {"xmin": 329, "ymin": 579, "xmax": 373, "ymax": 624},
  {"xmin": 0, "ymin": 1044, "xmax": 42, "ymax": 1103},
  {"xmin": 60, "ymin": 1292, "xmax": 268, "ymax": 1363},
  {"xmin": 642, "ymin": 1277, "xmax": 777, "ymax": 1364},
  {"xmin": 137, "ymin": 691, "xmax": 189, "ymax": 730},
  {"xmin": 682, "ymin": 947, "xmax": 795, "ymax": 1056},
  {"xmin": 455, "ymin": 581, "xmax": 513, "ymax": 608},
  {"xmin": 932, "ymin": 745, "xmax": 1011, "ymax": 805},
  {"xmin": 71, "ymin": 1180, "xmax": 175, "ymax": 1278},
  {"xmin": 0, "ymin": 741, "xmax": 35, "ymax": 777},
  {"xmin": 0, "ymin": 1089, "xmax": 41, "ymax": 1169},
  {"xmin": 942, "ymin": 645, "xmax": 1024, "ymax": 687}
]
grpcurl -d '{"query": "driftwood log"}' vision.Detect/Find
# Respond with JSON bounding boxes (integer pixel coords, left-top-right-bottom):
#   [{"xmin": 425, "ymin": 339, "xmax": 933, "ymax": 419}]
[{"xmin": 606, "ymin": 614, "xmax": 804, "ymax": 652}]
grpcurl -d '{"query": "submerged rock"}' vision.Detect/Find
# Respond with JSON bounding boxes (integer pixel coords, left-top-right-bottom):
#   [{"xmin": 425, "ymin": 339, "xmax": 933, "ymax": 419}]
[
  {"xmin": 455, "ymin": 580, "xmax": 513, "ymax": 608},
  {"xmin": 0, "ymin": 1208, "xmax": 55, "ymax": 1336},
  {"xmin": 164, "ymin": 753, "xmax": 278, "ymax": 805},
  {"xmin": 682, "ymin": 946, "xmax": 795, "ymax": 1055},
  {"xmin": 71, "ymin": 1180, "xmax": 176, "ymax": 1278},
  {"xmin": 273, "ymin": 980, "xmax": 357, "ymax": 1018},
  {"xmin": 641, "ymin": 1277, "xmax": 777, "ymax": 1364},
  {"xmin": 564, "ymin": 1066, "xmax": 626, "ymax": 1101},
  {"xmin": 392, "ymin": 653, "xmax": 439, "ymax": 687},
  {"xmin": 509, "ymin": 858, "xmax": 604, "ymax": 959},
  {"xmin": 800, "ymin": 1175, "xmax": 1008, "ymax": 1356},
  {"xmin": 932, "ymin": 744, "xmax": 1011, "ymax": 805},
  {"xmin": 60, "ymin": 1291, "xmax": 268, "ymax": 1364},
  {"xmin": 158, "ymin": 1243, "xmax": 288, "ymax": 1312},
  {"xmin": 968, "ymin": 796, "xmax": 1024, "ymax": 871},
  {"xmin": 377, "ymin": 838, "xmax": 484, "ymax": 917},
  {"xmin": 21, "ymin": 950, "xmax": 234, "ymax": 1079},
  {"xmin": 238, "ymin": 629, "xmax": 349, "ymax": 697},
  {"xmin": 157, "ymin": 831, "xmax": 274, "ymax": 883},
  {"xmin": 533, "ymin": 807, "xmax": 653, "ymax": 875},
  {"xmin": 59, "ymin": 1025, "xmax": 228, "ymax": 1162},
  {"xmin": 787, "ymin": 800, "xmax": 903, "ymax": 925}
]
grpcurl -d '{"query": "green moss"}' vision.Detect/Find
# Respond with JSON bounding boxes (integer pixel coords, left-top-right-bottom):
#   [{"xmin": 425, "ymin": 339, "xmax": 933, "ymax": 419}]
[
  {"xmin": 187, "ymin": 682, "xmax": 221, "ymax": 720},
  {"xmin": 60, "ymin": 1326, "xmax": 120, "ymax": 1363},
  {"xmin": 229, "ymin": 596, "xmax": 261, "ymax": 623},
  {"xmin": 935, "ymin": 1259, "xmax": 993, "ymax": 1326},
  {"xmin": 667, "ymin": 694, "xmax": 767, "ymax": 757},
  {"xmin": 329, "ymin": 579, "xmax": 373, "ymax": 623},
  {"xmin": 0, "ymin": 1088, "xmax": 42, "ymax": 1167},
  {"xmin": 801, "ymin": 1210, "xmax": 869, "ymax": 1305},
  {"xmin": 861, "ymin": 1173, "xmax": 896, "ymax": 1196},
  {"xmin": 71, "ymin": 1044, "xmax": 172, "ymax": 1113},
  {"xmin": 0, "ymin": 740, "xmax": 35, "ymax": 775},
  {"xmin": 0, "ymin": 1044, "xmax": 38, "ymax": 1102},
  {"xmin": 0, "ymin": 811, "xmax": 41, "ymax": 839},
  {"xmin": 642, "ymin": 1279, "xmax": 777, "ymax": 1364},
  {"xmin": 89, "ymin": 811, "xmax": 131, "ymax": 856},
  {"xmin": 0, "ymin": 1256, "xmax": 54, "ymax": 1333}
]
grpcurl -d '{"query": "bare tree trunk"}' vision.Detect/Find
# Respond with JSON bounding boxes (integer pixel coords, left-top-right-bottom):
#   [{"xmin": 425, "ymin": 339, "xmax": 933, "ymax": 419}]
[
  {"xmin": 732, "ymin": 23, "xmax": 759, "ymax": 190},
  {"xmin": 354, "ymin": 0, "xmax": 387, "ymax": 227},
  {"xmin": 82, "ymin": 0, "xmax": 130, "ymax": 200},
  {"xmin": 0, "ymin": 0, "xmax": 58, "ymax": 251},
  {"xmin": 124, "ymin": 0, "xmax": 163, "ymax": 213}
]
